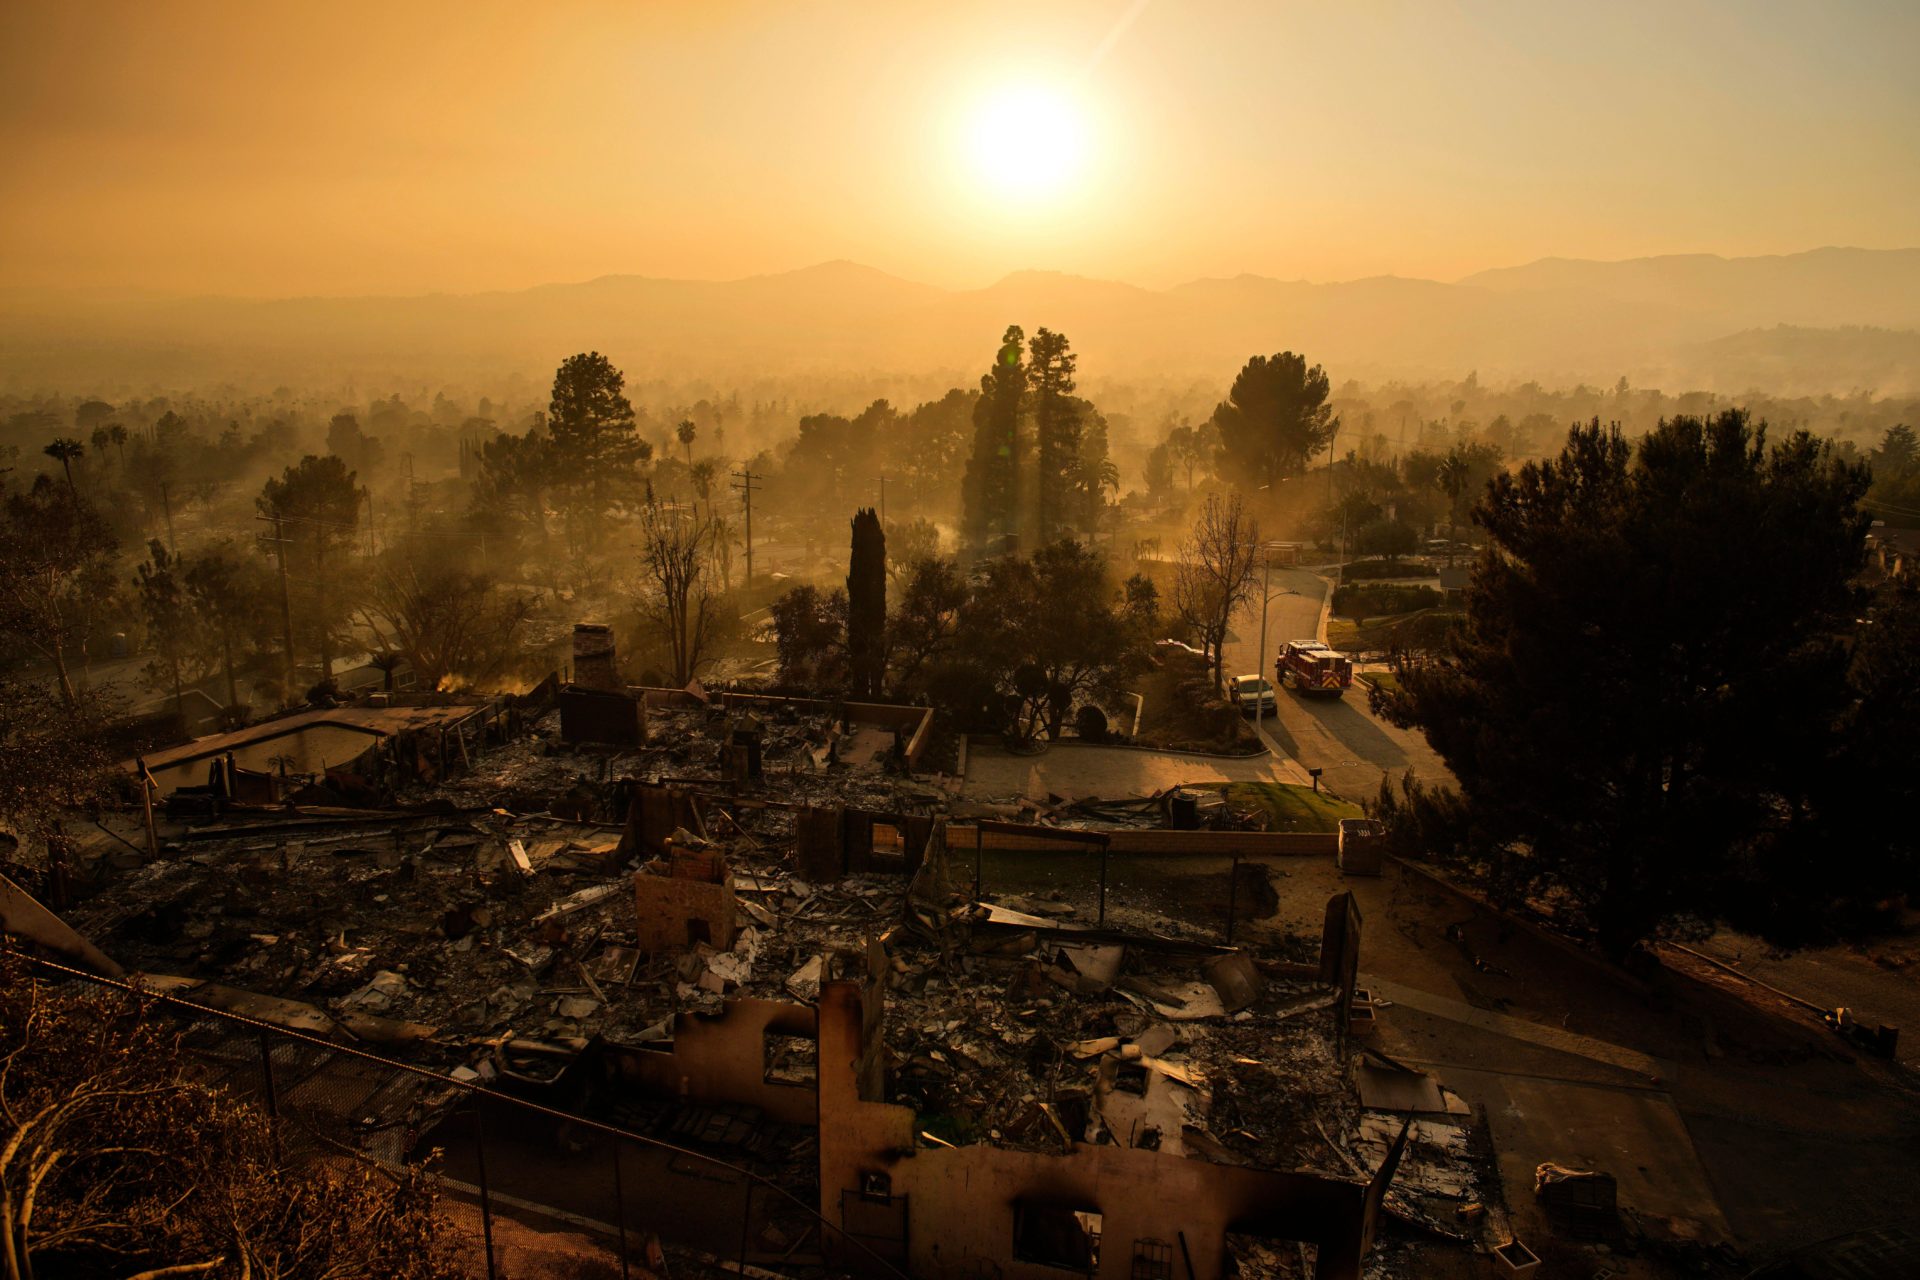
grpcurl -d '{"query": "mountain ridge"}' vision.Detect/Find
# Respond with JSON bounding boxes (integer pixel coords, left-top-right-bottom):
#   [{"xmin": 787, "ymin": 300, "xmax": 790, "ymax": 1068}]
[{"xmin": 4, "ymin": 247, "xmax": 1917, "ymax": 395}]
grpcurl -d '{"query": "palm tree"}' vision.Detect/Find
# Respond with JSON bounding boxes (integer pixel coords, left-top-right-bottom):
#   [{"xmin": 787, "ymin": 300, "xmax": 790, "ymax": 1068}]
[
  {"xmin": 690, "ymin": 459, "xmax": 717, "ymax": 521},
  {"xmin": 1435, "ymin": 450, "xmax": 1469, "ymax": 562},
  {"xmin": 42, "ymin": 438, "xmax": 83, "ymax": 499},
  {"xmin": 108, "ymin": 422, "xmax": 129, "ymax": 475},
  {"xmin": 676, "ymin": 418, "xmax": 697, "ymax": 469}
]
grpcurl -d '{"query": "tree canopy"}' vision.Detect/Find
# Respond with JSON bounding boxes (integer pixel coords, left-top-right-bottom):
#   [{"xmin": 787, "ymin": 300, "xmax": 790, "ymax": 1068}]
[
  {"xmin": 1379, "ymin": 412, "xmax": 1888, "ymax": 955},
  {"xmin": 961, "ymin": 325, "xmax": 1027, "ymax": 552},
  {"xmin": 547, "ymin": 351, "xmax": 648, "ymax": 557},
  {"xmin": 1209, "ymin": 352, "xmax": 1337, "ymax": 488}
]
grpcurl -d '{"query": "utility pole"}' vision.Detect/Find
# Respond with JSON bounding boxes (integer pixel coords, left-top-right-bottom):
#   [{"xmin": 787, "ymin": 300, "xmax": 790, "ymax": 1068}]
[
  {"xmin": 160, "ymin": 481, "xmax": 177, "ymax": 556},
  {"xmin": 1256, "ymin": 544, "xmax": 1273, "ymax": 740},
  {"xmin": 1326, "ymin": 422, "xmax": 1342, "ymax": 579},
  {"xmin": 258, "ymin": 511, "xmax": 297, "ymax": 698},
  {"xmin": 731, "ymin": 467, "xmax": 761, "ymax": 587}
]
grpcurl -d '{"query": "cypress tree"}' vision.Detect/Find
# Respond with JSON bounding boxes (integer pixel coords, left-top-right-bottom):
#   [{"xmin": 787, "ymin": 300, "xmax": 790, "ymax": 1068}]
[{"xmin": 847, "ymin": 507, "xmax": 887, "ymax": 699}]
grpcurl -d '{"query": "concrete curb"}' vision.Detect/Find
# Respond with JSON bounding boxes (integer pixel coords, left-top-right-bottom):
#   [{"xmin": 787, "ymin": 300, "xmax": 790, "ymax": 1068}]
[
  {"xmin": 1311, "ymin": 572, "xmax": 1335, "ymax": 644},
  {"xmin": 966, "ymin": 734, "xmax": 1269, "ymax": 762}
]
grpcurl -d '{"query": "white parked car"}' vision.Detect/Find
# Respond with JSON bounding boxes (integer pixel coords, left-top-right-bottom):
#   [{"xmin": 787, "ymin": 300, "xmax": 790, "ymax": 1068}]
[{"xmin": 1228, "ymin": 674, "xmax": 1278, "ymax": 715}]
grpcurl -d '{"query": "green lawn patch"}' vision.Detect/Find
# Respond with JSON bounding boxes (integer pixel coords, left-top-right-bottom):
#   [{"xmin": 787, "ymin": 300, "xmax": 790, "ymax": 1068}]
[{"xmin": 1219, "ymin": 781, "xmax": 1362, "ymax": 833}]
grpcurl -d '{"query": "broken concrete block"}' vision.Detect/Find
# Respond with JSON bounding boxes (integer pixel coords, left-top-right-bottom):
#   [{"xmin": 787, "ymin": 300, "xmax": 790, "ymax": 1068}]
[
  {"xmin": 1134, "ymin": 1024, "xmax": 1178, "ymax": 1058},
  {"xmin": 786, "ymin": 955, "xmax": 824, "ymax": 1001},
  {"xmin": 1203, "ymin": 952, "xmax": 1265, "ymax": 1012},
  {"xmin": 337, "ymin": 969, "xmax": 408, "ymax": 1014}
]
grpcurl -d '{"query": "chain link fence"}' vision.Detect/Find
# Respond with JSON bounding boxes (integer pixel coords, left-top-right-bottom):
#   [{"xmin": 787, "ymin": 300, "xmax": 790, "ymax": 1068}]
[{"xmin": 23, "ymin": 954, "xmax": 907, "ymax": 1280}]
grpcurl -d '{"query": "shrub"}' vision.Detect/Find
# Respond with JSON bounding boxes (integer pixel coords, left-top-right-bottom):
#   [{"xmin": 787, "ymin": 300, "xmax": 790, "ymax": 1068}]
[
  {"xmin": 1339, "ymin": 558, "xmax": 1438, "ymax": 580},
  {"xmin": 1333, "ymin": 583, "xmax": 1444, "ymax": 619}
]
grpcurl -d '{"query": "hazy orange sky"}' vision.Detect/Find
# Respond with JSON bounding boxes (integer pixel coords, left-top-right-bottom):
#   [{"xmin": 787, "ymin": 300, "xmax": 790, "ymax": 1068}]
[{"xmin": 3, "ymin": 0, "xmax": 1916, "ymax": 297}]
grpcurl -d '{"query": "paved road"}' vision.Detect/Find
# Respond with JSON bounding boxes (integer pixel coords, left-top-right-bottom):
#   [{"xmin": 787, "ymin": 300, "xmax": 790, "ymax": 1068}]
[{"xmin": 1223, "ymin": 567, "xmax": 1455, "ymax": 803}]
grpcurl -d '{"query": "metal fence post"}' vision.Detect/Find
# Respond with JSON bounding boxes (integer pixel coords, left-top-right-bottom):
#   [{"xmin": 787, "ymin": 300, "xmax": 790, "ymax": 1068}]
[
  {"xmin": 1097, "ymin": 844, "xmax": 1109, "ymax": 927},
  {"xmin": 613, "ymin": 1136, "xmax": 632, "ymax": 1280},
  {"xmin": 1226, "ymin": 852, "xmax": 1240, "ymax": 945},
  {"xmin": 257, "ymin": 1031, "xmax": 279, "ymax": 1120},
  {"xmin": 738, "ymin": 1178, "xmax": 755, "ymax": 1275},
  {"xmin": 472, "ymin": 1093, "xmax": 499, "ymax": 1280}
]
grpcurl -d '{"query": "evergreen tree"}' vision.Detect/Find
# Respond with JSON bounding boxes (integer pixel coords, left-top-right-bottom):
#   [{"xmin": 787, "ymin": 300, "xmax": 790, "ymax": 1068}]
[
  {"xmin": 846, "ymin": 507, "xmax": 887, "ymax": 699},
  {"xmin": 0, "ymin": 477, "xmax": 118, "ymax": 707},
  {"xmin": 134, "ymin": 540, "xmax": 195, "ymax": 719},
  {"xmin": 1210, "ymin": 351, "xmax": 1338, "ymax": 487},
  {"xmin": 961, "ymin": 325, "xmax": 1027, "ymax": 553},
  {"xmin": 1380, "ymin": 412, "xmax": 1876, "ymax": 957},
  {"xmin": 548, "ymin": 352, "xmax": 649, "ymax": 557},
  {"xmin": 257, "ymin": 454, "xmax": 364, "ymax": 688},
  {"xmin": 1069, "ymin": 397, "xmax": 1119, "ymax": 536},
  {"xmin": 1028, "ymin": 327, "xmax": 1079, "ymax": 544}
]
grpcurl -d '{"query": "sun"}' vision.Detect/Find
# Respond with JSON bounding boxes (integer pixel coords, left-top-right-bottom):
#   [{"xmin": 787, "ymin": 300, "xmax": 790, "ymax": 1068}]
[{"xmin": 964, "ymin": 82, "xmax": 1090, "ymax": 202}]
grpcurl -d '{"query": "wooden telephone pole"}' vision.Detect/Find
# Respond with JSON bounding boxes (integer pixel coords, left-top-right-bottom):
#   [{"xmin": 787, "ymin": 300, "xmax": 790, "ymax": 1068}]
[
  {"xmin": 730, "ymin": 467, "xmax": 762, "ymax": 586},
  {"xmin": 257, "ymin": 512, "xmax": 296, "ymax": 697}
]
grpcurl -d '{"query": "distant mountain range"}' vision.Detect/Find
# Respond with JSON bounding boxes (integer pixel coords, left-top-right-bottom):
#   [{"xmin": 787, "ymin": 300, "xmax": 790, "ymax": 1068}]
[{"xmin": 5, "ymin": 247, "xmax": 1918, "ymax": 395}]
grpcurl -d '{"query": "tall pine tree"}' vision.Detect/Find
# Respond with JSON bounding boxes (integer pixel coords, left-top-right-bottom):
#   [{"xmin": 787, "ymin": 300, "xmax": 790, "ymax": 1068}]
[
  {"xmin": 961, "ymin": 325, "xmax": 1026, "ymax": 554},
  {"xmin": 547, "ymin": 352, "xmax": 649, "ymax": 557},
  {"xmin": 1028, "ymin": 328, "xmax": 1079, "ymax": 545}
]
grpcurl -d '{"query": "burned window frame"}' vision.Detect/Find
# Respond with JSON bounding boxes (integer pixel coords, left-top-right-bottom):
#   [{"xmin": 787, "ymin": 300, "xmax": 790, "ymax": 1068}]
[
  {"xmin": 1012, "ymin": 1200, "xmax": 1102, "ymax": 1275},
  {"xmin": 762, "ymin": 1029, "xmax": 818, "ymax": 1086},
  {"xmin": 1130, "ymin": 1238, "xmax": 1173, "ymax": 1280}
]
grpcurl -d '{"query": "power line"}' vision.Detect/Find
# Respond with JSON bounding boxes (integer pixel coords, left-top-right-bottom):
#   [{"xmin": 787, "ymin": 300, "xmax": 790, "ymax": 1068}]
[
  {"xmin": 730, "ymin": 467, "xmax": 762, "ymax": 586},
  {"xmin": 1862, "ymin": 497, "xmax": 1920, "ymax": 519}
]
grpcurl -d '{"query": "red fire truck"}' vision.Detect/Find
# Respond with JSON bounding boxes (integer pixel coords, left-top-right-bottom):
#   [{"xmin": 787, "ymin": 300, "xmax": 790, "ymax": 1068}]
[{"xmin": 1276, "ymin": 639, "xmax": 1354, "ymax": 697}]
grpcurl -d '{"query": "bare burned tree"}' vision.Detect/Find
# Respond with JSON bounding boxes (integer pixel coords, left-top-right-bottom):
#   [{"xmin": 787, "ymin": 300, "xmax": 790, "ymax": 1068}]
[
  {"xmin": 357, "ymin": 555, "xmax": 535, "ymax": 691},
  {"xmin": 1172, "ymin": 490, "xmax": 1260, "ymax": 685},
  {"xmin": 0, "ymin": 478, "xmax": 117, "ymax": 708},
  {"xmin": 633, "ymin": 497, "xmax": 719, "ymax": 686},
  {"xmin": 0, "ymin": 678, "xmax": 120, "ymax": 906}
]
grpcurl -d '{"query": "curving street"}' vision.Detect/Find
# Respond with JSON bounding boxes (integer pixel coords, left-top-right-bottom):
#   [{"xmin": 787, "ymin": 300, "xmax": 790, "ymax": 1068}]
[{"xmin": 1222, "ymin": 566, "xmax": 1456, "ymax": 802}]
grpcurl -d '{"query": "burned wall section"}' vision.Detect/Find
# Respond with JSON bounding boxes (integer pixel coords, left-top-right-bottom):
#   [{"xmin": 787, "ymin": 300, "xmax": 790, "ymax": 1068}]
[
  {"xmin": 619, "ymin": 782, "xmax": 707, "ymax": 861},
  {"xmin": 1321, "ymin": 891, "xmax": 1362, "ymax": 1056},
  {"xmin": 795, "ymin": 805, "xmax": 936, "ymax": 884},
  {"xmin": 559, "ymin": 685, "xmax": 646, "ymax": 746},
  {"xmin": 633, "ymin": 845, "xmax": 735, "ymax": 954},
  {"xmin": 814, "ymin": 972, "xmax": 1374, "ymax": 1280},
  {"xmin": 607, "ymin": 996, "xmax": 819, "ymax": 1127},
  {"xmin": 719, "ymin": 693, "xmax": 936, "ymax": 767}
]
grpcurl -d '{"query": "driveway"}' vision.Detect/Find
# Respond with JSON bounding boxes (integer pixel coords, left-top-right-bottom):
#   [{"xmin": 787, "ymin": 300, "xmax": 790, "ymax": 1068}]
[{"xmin": 1264, "ymin": 854, "xmax": 1920, "ymax": 1263}]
